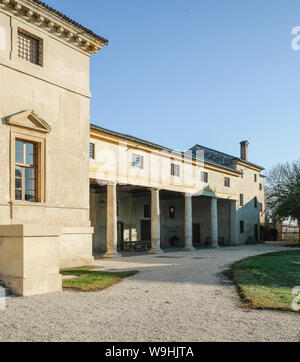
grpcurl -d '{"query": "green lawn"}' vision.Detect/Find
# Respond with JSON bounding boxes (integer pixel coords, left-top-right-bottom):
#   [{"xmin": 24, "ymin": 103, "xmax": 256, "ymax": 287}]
[
  {"xmin": 61, "ymin": 267, "xmax": 138, "ymax": 292},
  {"xmin": 231, "ymin": 251, "xmax": 300, "ymax": 311}
]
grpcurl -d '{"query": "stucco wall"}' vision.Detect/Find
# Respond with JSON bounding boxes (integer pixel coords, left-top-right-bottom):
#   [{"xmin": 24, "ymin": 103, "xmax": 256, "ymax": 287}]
[{"xmin": 0, "ymin": 8, "xmax": 91, "ymax": 227}]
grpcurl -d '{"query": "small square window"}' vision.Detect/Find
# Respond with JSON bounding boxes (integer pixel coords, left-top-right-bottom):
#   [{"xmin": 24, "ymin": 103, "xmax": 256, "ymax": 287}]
[
  {"xmin": 171, "ymin": 164, "xmax": 180, "ymax": 177},
  {"xmin": 132, "ymin": 154, "xmax": 144, "ymax": 169},
  {"xmin": 224, "ymin": 177, "xmax": 230, "ymax": 187},
  {"xmin": 144, "ymin": 204, "xmax": 150, "ymax": 218},
  {"xmin": 201, "ymin": 171, "xmax": 208, "ymax": 183},
  {"xmin": 169, "ymin": 206, "xmax": 175, "ymax": 219},
  {"xmin": 18, "ymin": 29, "xmax": 43, "ymax": 66},
  {"xmin": 89, "ymin": 143, "xmax": 95, "ymax": 159}
]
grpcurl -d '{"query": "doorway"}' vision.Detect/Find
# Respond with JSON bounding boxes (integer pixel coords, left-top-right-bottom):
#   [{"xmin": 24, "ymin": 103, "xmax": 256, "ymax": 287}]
[
  {"xmin": 141, "ymin": 220, "xmax": 151, "ymax": 241},
  {"xmin": 193, "ymin": 223, "xmax": 201, "ymax": 247}
]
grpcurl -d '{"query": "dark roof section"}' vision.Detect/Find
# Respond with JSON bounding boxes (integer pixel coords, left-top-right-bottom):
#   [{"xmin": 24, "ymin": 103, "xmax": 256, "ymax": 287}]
[
  {"xmin": 90, "ymin": 124, "xmax": 243, "ymax": 175},
  {"xmin": 91, "ymin": 124, "xmax": 173, "ymax": 152},
  {"xmin": 191, "ymin": 144, "xmax": 265, "ymax": 171},
  {"xmin": 30, "ymin": 0, "xmax": 108, "ymax": 45}
]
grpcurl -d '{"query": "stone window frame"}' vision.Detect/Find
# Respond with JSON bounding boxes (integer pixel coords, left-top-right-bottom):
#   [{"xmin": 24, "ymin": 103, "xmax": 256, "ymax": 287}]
[
  {"xmin": 17, "ymin": 28, "xmax": 43, "ymax": 67},
  {"xmin": 224, "ymin": 177, "xmax": 230, "ymax": 187},
  {"xmin": 11, "ymin": 131, "xmax": 45, "ymax": 203},
  {"xmin": 7, "ymin": 110, "xmax": 50, "ymax": 204},
  {"xmin": 10, "ymin": 18, "xmax": 49, "ymax": 79},
  {"xmin": 201, "ymin": 171, "xmax": 208, "ymax": 183},
  {"xmin": 132, "ymin": 153, "xmax": 144, "ymax": 169},
  {"xmin": 171, "ymin": 163, "xmax": 180, "ymax": 177}
]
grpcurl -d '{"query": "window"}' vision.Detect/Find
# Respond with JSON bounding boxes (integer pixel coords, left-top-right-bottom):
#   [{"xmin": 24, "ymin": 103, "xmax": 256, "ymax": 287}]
[
  {"xmin": 254, "ymin": 174, "xmax": 257, "ymax": 182},
  {"xmin": 15, "ymin": 140, "xmax": 38, "ymax": 202},
  {"xmin": 240, "ymin": 194, "xmax": 244, "ymax": 207},
  {"xmin": 132, "ymin": 154, "xmax": 144, "ymax": 169},
  {"xmin": 259, "ymin": 183, "xmax": 263, "ymax": 191},
  {"xmin": 254, "ymin": 197, "xmax": 258, "ymax": 208},
  {"xmin": 169, "ymin": 206, "xmax": 175, "ymax": 219},
  {"xmin": 171, "ymin": 163, "xmax": 180, "ymax": 177},
  {"xmin": 89, "ymin": 143, "xmax": 95, "ymax": 159},
  {"xmin": 201, "ymin": 171, "xmax": 208, "ymax": 183},
  {"xmin": 144, "ymin": 204, "xmax": 150, "ymax": 218},
  {"xmin": 240, "ymin": 221, "xmax": 244, "ymax": 234},
  {"xmin": 224, "ymin": 177, "xmax": 230, "ymax": 187},
  {"xmin": 260, "ymin": 202, "xmax": 263, "ymax": 213},
  {"xmin": 18, "ymin": 29, "xmax": 43, "ymax": 66}
]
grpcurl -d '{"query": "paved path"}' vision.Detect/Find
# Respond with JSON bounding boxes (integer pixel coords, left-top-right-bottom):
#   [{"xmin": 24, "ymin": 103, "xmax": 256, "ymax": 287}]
[{"xmin": 0, "ymin": 245, "xmax": 299, "ymax": 342}]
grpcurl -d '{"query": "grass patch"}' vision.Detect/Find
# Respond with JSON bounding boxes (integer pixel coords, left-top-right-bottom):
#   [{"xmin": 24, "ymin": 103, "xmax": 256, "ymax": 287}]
[
  {"xmin": 61, "ymin": 266, "xmax": 138, "ymax": 292},
  {"xmin": 231, "ymin": 251, "xmax": 300, "ymax": 311}
]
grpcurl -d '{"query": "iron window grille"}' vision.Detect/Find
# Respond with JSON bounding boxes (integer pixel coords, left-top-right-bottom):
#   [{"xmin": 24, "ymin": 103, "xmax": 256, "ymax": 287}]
[
  {"xmin": 132, "ymin": 154, "xmax": 144, "ymax": 169},
  {"xmin": 18, "ymin": 29, "xmax": 43, "ymax": 66}
]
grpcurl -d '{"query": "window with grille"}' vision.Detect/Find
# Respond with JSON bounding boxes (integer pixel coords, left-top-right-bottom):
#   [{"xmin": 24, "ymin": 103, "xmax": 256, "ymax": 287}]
[
  {"xmin": 171, "ymin": 163, "xmax": 180, "ymax": 177},
  {"xmin": 132, "ymin": 154, "xmax": 144, "ymax": 169},
  {"xmin": 240, "ymin": 194, "xmax": 244, "ymax": 207},
  {"xmin": 224, "ymin": 177, "xmax": 230, "ymax": 187},
  {"xmin": 18, "ymin": 29, "xmax": 42, "ymax": 66},
  {"xmin": 15, "ymin": 140, "xmax": 38, "ymax": 202},
  {"xmin": 89, "ymin": 143, "xmax": 95, "ymax": 159},
  {"xmin": 201, "ymin": 171, "xmax": 208, "ymax": 183}
]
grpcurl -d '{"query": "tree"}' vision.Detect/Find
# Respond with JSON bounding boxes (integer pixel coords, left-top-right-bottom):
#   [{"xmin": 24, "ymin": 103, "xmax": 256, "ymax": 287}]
[{"xmin": 266, "ymin": 160, "xmax": 300, "ymax": 224}]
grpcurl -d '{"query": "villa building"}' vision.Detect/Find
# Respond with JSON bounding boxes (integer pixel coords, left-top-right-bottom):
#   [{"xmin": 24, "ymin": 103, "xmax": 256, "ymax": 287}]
[
  {"xmin": 89, "ymin": 126, "xmax": 265, "ymax": 257},
  {"xmin": 0, "ymin": 0, "xmax": 107, "ymax": 295},
  {"xmin": 0, "ymin": 0, "xmax": 265, "ymax": 297}
]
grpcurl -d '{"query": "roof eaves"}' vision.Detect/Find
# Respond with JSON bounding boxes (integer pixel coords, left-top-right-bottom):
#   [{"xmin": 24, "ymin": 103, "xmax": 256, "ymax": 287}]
[{"xmin": 30, "ymin": 0, "xmax": 108, "ymax": 45}]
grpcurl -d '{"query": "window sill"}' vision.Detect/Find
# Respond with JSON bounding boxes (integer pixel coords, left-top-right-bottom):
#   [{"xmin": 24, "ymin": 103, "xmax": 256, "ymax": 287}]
[{"xmin": 11, "ymin": 201, "xmax": 46, "ymax": 207}]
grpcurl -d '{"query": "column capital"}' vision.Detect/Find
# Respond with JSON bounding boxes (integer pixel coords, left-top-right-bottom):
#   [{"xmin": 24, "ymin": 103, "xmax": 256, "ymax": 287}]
[{"xmin": 107, "ymin": 181, "xmax": 117, "ymax": 187}]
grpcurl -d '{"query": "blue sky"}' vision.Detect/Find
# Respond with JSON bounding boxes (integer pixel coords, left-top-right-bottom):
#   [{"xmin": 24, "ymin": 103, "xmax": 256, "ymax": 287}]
[{"xmin": 46, "ymin": 0, "xmax": 300, "ymax": 170}]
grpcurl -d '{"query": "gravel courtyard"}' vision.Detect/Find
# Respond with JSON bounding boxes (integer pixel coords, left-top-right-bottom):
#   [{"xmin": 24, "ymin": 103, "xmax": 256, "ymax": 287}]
[{"xmin": 0, "ymin": 244, "xmax": 299, "ymax": 342}]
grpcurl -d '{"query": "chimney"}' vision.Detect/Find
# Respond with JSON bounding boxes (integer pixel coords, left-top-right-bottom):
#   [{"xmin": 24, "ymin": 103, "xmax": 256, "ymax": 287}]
[{"xmin": 240, "ymin": 140, "xmax": 249, "ymax": 161}]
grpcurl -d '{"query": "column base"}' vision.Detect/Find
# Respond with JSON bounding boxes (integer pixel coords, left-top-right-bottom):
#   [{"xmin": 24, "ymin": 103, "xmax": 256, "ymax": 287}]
[
  {"xmin": 211, "ymin": 243, "xmax": 220, "ymax": 249},
  {"xmin": 183, "ymin": 246, "xmax": 196, "ymax": 251},
  {"xmin": 103, "ymin": 251, "xmax": 121, "ymax": 258},
  {"xmin": 149, "ymin": 248, "xmax": 164, "ymax": 254}
]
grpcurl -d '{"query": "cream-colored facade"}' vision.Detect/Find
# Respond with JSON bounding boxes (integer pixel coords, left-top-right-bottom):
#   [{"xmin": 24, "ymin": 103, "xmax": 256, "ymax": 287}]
[
  {"xmin": 0, "ymin": 0, "xmax": 107, "ymax": 295},
  {"xmin": 89, "ymin": 126, "xmax": 265, "ymax": 256},
  {"xmin": 0, "ymin": 0, "xmax": 265, "ymax": 297}
]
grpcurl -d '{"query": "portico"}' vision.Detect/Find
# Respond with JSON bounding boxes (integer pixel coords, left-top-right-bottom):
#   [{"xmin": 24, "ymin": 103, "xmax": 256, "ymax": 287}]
[{"xmin": 90, "ymin": 180, "xmax": 234, "ymax": 257}]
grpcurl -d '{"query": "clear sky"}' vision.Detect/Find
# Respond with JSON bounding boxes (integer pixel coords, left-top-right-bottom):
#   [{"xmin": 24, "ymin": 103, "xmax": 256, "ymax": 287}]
[{"xmin": 45, "ymin": 0, "xmax": 300, "ymax": 170}]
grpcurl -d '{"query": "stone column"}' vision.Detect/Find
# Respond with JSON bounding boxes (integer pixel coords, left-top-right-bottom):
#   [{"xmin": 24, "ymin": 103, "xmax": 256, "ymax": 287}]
[
  {"xmin": 104, "ymin": 182, "xmax": 120, "ymax": 258},
  {"xmin": 149, "ymin": 188, "xmax": 163, "ymax": 254},
  {"xmin": 230, "ymin": 200, "xmax": 239, "ymax": 246},
  {"xmin": 211, "ymin": 196, "xmax": 219, "ymax": 248},
  {"xmin": 183, "ymin": 193, "xmax": 195, "ymax": 251}
]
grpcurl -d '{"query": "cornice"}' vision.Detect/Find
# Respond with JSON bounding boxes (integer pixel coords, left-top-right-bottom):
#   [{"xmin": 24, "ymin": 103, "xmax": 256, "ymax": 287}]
[{"xmin": 0, "ymin": 0, "xmax": 108, "ymax": 55}]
